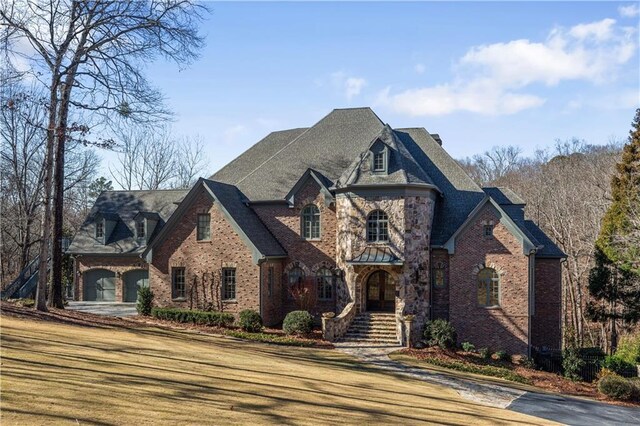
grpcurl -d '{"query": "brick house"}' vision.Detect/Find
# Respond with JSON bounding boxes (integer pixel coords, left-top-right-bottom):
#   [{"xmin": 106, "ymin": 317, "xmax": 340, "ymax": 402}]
[{"xmin": 68, "ymin": 108, "xmax": 564, "ymax": 353}]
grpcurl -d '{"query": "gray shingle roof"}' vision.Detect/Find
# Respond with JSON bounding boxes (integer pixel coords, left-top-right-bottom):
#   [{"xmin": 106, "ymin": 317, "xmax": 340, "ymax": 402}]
[
  {"xmin": 67, "ymin": 189, "xmax": 188, "ymax": 255},
  {"xmin": 202, "ymin": 180, "xmax": 286, "ymax": 257},
  {"xmin": 212, "ymin": 107, "xmax": 385, "ymax": 200},
  {"xmin": 336, "ymin": 124, "xmax": 439, "ymax": 190},
  {"xmin": 483, "ymin": 187, "xmax": 526, "ymax": 205},
  {"xmin": 394, "ymin": 128, "xmax": 486, "ymax": 246}
]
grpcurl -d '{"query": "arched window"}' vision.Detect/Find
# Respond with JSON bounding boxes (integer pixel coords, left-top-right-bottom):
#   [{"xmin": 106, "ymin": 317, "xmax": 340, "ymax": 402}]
[
  {"xmin": 288, "ymin": 267, "xmax": 305, "ymax": 300},
  {"xmin": 477, "ymin": 268, "xmax": 500, "ymax": 307},
  {"xmin": 316, "ymin": 268, "xmax": 333, "ymax": 300},
  {"xmin": 367, "ymin": 210, "xmax": 389, "ymax": 243},
  {"xmin": 301, "ymin": 204, "xmax": 320, "ymax": 239}
]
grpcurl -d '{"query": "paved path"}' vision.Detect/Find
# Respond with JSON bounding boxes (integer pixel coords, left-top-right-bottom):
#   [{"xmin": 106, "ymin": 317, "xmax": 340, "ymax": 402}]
[
  {"xmin": 334, "ymin": 341, "xmax": 640, "ymax": 425},
  {"xmin": 66, "ymin": 302, "xmax": 138, "ymax": 317}
]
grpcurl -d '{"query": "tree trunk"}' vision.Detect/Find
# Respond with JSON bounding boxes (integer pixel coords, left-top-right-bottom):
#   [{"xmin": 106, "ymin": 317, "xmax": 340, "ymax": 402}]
[{"xmin": 36, "ymin": 82, "xmax": 58, "ymax": 312}]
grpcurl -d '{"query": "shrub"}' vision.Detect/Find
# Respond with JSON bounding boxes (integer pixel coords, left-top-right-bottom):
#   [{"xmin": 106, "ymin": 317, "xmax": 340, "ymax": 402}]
[
  {"xmin": 614, "ymin": 334, "xmax": 640, "ymax": 365},
  {"xmin": 597, "ymin": 374, "xmax": 633, "ymax": 400},
  {"xmin": 461, "ymin": 342, "xmax": 475, "ymax": 353},
  {"xmin": 494, "ymin": 350, "xmax": 510, "ymax": 362},
  {"xmin": 419, "ymin": 357, "xmax": 531, "ymax": 384},
  {"xmin": 151, "ymin": 307, "xmax": 234, "ymax": 328},
  {"xmin": 423, "ymin": 319, "xmax": 456, "ymax": 349},
  {"xmin": 478, "ymin": 347, "xmax": 491, "ymax": 359},
  {"xmin": 562, "ymin": 346, "xmax": 585, "ymax": 381},
  {"xmin": 601, "ymin": 355, "xmax": 635, "ymax": 376},
  {"xmin": 238, "ymin": 309, "xmax": 263, "ymax": 333},
  {"xmin": 520, "ymin": 356, "xmax": 536, "ymax": 369},
  {"xmin": 283, "ymin": 310, "xmax": 314, "ymax": 336},
  {"xmin": 136, "ymin": 287, "xmax": 154, "ymax": 316}
]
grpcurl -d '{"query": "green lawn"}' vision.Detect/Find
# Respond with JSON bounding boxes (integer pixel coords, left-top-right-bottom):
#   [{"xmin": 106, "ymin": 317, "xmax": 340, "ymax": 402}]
[{"xmin": 0, "ymin": 315, "xmax": 555, "ymax": 425}]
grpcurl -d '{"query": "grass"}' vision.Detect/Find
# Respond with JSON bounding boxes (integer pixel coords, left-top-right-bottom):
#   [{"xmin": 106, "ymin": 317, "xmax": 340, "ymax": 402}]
[
  {"xmin": 0, "ymin": 314, "xmax": 556, "ymax": 425},
  {"xmin": 225, "ymin": 330, "xmax": 317, "ymax": 347}
]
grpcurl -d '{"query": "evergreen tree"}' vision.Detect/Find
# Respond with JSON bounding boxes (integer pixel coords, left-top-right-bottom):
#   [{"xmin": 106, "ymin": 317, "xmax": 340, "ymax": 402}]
[
  {"xmin": 588, "ymin": 109, "xmax": 640, "ymax": 352},
  {"xmin": 88, "ymin": 177, "xmax": 114, "ymax": 201},
  {"xmin": 587, "ymin": 248, "xmax": 640, "ymax": 353},
  {"xmin": 597, "ymin": 109, "xmax": 640, "ymax": 273}
]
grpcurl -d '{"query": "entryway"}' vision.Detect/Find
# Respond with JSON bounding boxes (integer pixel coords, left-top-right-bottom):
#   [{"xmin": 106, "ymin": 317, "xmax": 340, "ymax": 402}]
[{"xmin": 366, "ymin": 270, "xmax": 395, "ymax": 312}]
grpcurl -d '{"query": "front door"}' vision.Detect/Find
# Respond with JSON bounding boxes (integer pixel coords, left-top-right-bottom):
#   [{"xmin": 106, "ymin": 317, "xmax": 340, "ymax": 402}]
[{"xmin": 366, "ymin": 270, "xmax": 395, "ymax": 312}]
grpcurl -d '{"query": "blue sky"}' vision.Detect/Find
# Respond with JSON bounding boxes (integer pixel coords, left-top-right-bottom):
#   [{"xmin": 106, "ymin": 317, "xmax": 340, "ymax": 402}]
[{"xmin": 105, "ymin": 1, "xmax": 640, "ymax": 179}]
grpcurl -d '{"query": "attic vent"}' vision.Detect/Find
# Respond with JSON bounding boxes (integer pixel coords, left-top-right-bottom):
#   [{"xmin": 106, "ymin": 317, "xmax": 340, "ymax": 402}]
[{"xmin": 431, "ymin": 133, "xmax": 442, "ymax": 146}]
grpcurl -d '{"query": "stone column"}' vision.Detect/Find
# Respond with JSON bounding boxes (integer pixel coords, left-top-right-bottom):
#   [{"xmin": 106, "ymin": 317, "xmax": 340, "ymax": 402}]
[{"xmin": 403, "ymin": 315, "xmax": 415, "ymax": 348}]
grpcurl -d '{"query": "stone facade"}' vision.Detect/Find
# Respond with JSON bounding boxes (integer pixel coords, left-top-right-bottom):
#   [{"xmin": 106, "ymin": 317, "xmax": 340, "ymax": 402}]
[
  {"xmin": 335, "ymin": 190, "xmax": 436, "ymax": 342},
  {"xmin": 74, "ymin": 255, "xmax": 147, "ymax": 302}
]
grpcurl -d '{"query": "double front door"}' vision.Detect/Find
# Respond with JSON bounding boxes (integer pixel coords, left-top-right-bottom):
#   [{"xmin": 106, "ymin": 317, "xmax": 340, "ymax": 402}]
[{"xmin": 366, "ymin": 270, "xmax": 395, "ymax": 312}]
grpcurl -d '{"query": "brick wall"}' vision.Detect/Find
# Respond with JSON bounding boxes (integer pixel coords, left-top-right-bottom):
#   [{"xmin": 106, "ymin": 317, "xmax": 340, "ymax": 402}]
[
  {"xmin": 149, "ymin": 185, "xmax": 260, "ymax": 317},
  {"xmin": 75, "ymin": 256, "xmax": 147, "ymax": 302},
  {"xmin": 532, "ymin": 258, "xmax": 562, "ymax": 349},
  {"xmin": 448, "ymin": 203, "xmax": 530, "ymax": 354},
  {"xmin": 431, "ymin": 249, "xmax": 450, "ymax": 320},
  {"xmin": 253, "ymin": 178, "xmax": 338, "ymax": 319}
]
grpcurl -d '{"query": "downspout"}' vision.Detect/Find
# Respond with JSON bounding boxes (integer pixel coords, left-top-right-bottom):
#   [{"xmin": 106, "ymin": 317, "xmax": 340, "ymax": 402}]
[
  {"xmin": 258, "ymin": 260, "xmax": 264, "ymax": 320},
  {"xmin": 428, "ymin": 248, "xmax": 433, "ymax": 321},
  {"xmin": 527, "ymin": 248, "xmax": 538, "ymax": 357}
]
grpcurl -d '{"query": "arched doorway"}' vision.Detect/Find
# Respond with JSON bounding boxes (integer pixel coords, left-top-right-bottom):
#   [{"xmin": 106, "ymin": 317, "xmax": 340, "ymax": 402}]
[
  {"xmin": 123, "ymin": 269, "xmax": 149, "ymax": 302},
  {"xmin": 366, "ymin": 270, "xmax": 395, "ymax": 312}
]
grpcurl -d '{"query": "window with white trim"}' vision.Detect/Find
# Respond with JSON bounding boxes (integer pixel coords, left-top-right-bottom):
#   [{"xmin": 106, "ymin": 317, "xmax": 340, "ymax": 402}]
[
  {"xmin": 316, "ymin": 268, "xmax": 333, "ymax": 300},
  {"xmin": 477, "ymin": 268, "xmax": 500, "ymax": 307},
  {"xmin": 367, "ymin": 210, "xmax": 389, "ymax": 243}
]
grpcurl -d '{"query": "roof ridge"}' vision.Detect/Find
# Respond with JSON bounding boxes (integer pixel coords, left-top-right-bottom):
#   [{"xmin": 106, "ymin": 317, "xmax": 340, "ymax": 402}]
[{"xmin": 235, "ymin": 108, "xmax": 384, "ymax": 187}]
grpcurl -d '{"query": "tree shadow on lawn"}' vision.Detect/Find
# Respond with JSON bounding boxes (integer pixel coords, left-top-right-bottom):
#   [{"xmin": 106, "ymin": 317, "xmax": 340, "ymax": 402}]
[{"xmin": 1, "ymin": 360, "xmax": 538, "ymax": 426}]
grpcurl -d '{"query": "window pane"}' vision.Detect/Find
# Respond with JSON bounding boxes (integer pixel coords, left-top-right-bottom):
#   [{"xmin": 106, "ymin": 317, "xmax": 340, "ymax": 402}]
[
  {"xmin": 172, "ymin": 268, "xmax": 185, "ymax": 299},
  {"xmin": 477, "ymin": 268, "xmax": 499, "ymax": 306},
  {"xmin": 223, "ymin": 268, "xmax": 236, "ymax": 300},
  {"xmin": 136, "ymin": 220, "xmax": 145, "ymax": 238},
  {"xmin": 477, "ymin": 279, "xmax": 487, "ymax": 306},
  {"xmin": 316, "ymin": 268, "xmax": 333, "ymax": 300},
  {"xmin": 96, "ymin": 222, "xmax": 104, "ymax": 238},
  {"xmin": 197, "ymin": 214, "xmax": 211, "ymax": 240},
  {"xmin": 302, "ymin": 205, "xmax": 320, "ymax": 239}
]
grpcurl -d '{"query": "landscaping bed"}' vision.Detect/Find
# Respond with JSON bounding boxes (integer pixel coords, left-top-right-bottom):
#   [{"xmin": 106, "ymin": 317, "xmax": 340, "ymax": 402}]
[
  {"xmin": 0, "ymin": 301, "xmax": 332, "ymax": 349},
  {"xmin": 394, "ymin": 346, "xmax": 640, "ymax": 407}
]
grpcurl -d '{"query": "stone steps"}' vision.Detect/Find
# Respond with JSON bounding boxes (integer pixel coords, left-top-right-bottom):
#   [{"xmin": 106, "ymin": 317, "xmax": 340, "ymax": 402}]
[{"xmin": 341, "ymin": 312, "xmax": 399, "ymax": 345}]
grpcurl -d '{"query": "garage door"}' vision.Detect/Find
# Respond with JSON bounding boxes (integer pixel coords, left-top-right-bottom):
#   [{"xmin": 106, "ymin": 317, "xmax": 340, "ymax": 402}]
[
  {"xmin": 84, "ymin": 269, "xmax": 116, "ymax": 302},
  {"xmin": 123, "ymin": 269, "xmax": 149, "ymax": 302}
]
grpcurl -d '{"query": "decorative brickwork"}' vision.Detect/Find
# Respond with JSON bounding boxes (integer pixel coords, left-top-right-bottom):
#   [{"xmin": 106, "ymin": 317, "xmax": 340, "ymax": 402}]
[
  {"xmin": 149, "ymin": 185, "xmax": 260, "ymax": 318},
  {"xmin": 448, "ymin": 203, "xmax": 530, "ymax": 354}
]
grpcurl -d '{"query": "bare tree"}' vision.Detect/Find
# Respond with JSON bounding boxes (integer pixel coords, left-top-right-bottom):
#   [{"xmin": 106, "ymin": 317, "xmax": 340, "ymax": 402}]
[
  {"xmin": 110, "ymin": 127, "xmax": 209, "ymax": 190},
  {"xmin": 459, "ymin": 145, "xmax": 523, "ymax": 185},
  {"xmin": 1, "ymin": 0, "xmax": 207, "ymax": 309}
]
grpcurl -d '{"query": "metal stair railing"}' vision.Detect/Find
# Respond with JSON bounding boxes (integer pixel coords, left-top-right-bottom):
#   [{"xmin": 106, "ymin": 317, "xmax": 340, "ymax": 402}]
[{"xmin": 1, "ymin": 256, "xmax": 40, "ymax": 300}]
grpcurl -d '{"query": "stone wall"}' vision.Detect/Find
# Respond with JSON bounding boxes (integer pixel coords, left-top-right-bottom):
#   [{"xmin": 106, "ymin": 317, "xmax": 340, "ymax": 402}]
[
  {"xmin": 75, "ymin": 256, "xmax": 147, "ymax": 302},
  {"xmin": 149, "ymin": 185, "xmax": 260, "ymax": 317},
  {"xmin": 531, "ymin": 258, "xmax": 562, "ymax": 349},
  {"xmin": 335, "ymin": 191, "xmax": 436, "ymax": 342},
  {"xmin": 448, "ymin": 203, "xmax": 530, "ymax": 354}
]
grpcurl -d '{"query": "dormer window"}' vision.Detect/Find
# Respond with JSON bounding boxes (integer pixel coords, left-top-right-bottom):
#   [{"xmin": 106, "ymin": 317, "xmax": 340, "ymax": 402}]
[
  {"xmin": 373, "ymin": 151, "xmax": 386, "ymax": 172},
  {"xmin": 96, "ymin": 221, "xmax": 104, "ymax": 239},
  {"xmin": 136, "ymin": 220, "xmax": 145, "ymax": 239}
]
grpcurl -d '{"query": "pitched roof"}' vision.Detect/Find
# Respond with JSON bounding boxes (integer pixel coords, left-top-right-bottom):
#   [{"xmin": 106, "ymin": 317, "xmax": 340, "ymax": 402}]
[
  {"xmin": 201, "ymin": 180, "xmax": 286, "ymax": 258},
  {"xmin": 394, "ymin": 128, "xmax": 486, "ymax": 246},
  {"xmin": 67, "ymin": 189, "xmax": 188, "ymax": 255},
  {"xmin": 143, "ymin": 179, "xmax": 286, "ymax": 262},
  {"xmin": 483, "ymin": 187, "xmax": 526, "ymax": 205},
  {"xmin": 335, "ymin": 124, "xmax": 439, "ymax": 190},
  {"xmin": 211, "ymin": 107, "xmax": 385, "ymax": 200}
]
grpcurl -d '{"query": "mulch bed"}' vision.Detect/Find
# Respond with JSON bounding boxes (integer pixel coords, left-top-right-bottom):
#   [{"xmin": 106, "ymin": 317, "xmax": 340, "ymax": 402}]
[
  {"xmin": 400, "ymin": 347, "xmax": 640, "ymax": 407},
  {"xmin": 0, "ymin": 301, "xmax": 333, "ymax": 349}
]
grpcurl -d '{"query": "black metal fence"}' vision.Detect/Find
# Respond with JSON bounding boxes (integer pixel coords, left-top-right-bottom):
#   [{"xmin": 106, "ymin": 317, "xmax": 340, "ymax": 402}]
[{"xmin": 532, "ymin": 347, "xmax": 638, "ymax": 382}]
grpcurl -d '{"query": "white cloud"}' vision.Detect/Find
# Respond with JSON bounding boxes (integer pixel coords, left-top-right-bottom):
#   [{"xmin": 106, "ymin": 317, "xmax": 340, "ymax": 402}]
[
  {"xmin": 379, "ymin": 18, "xmax": 637, "ymax": 116},
  {"xmin": 619, "ymin": 3, "xmax": 640, "ymax": 18},
  {"xmin": 414, "ymin": 63, "xmax": 426, "ymax": 74},
  {"xmin": 329, "ymin": 71, "xmax": 367, "ymax": 100}
]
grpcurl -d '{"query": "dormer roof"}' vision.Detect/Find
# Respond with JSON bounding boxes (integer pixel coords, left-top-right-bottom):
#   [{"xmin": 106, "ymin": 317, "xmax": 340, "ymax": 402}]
[{"xmin": 335, "ymin": 124, "xmax": 441, "ymax": 192}]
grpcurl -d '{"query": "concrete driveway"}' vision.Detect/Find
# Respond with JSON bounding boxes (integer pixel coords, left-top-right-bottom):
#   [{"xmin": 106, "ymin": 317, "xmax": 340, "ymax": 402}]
[{"xmin": 66, "ymin": 301, "xmax": 138, "ymax": 317}]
